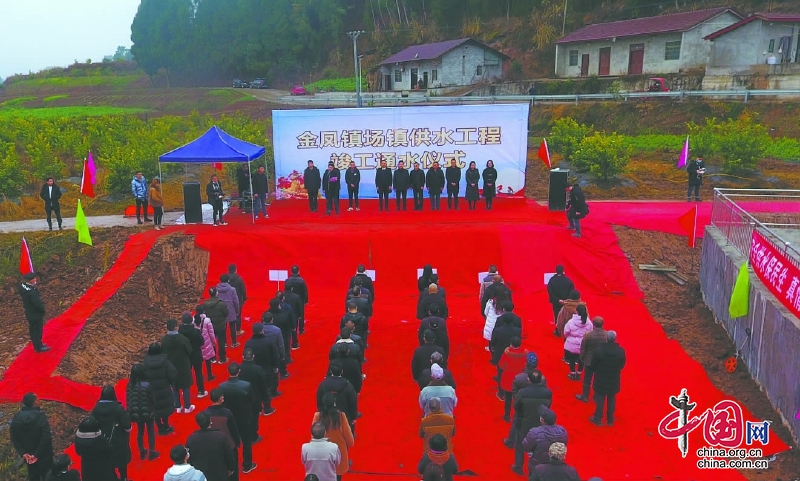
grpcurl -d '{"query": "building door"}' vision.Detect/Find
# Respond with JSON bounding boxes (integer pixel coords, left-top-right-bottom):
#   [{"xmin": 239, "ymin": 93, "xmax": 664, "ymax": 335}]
[
  {"xmin": 628, "ymin": 44, "xmax": 645, "ymax": 75},
  {"xmin": 411, "ymin": 68, "xmax": 419, "ymax": 89},
  {"xmin": 580, "ymin": 54, "xmax": 590, "ymax": 77},
  {"xmin": 422, "ymin": 71, "xmax": 429, "ymax": 89},
  {"xmin": 384, "ymin": 74, "xmax": 392, "ymax": 91},
  {"xmin": 599, "ymin": 48, "xmax": 611, "ymax": 76}
]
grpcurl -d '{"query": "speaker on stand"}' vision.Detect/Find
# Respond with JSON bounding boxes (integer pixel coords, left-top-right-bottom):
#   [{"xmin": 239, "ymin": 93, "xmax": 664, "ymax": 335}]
[
  {"xmin": 548, "ymin": 168, "xmax": 570, "ymax": 211},
  {"xmin": 183, "ymin": 182, "xmax": 203, "ymax": 223}
]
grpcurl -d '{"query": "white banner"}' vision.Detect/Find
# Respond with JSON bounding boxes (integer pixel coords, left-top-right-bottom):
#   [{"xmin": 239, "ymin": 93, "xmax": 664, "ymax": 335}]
[{"xmin": 273, "ymin": 104, "xmax": 529, "ymax": 199}]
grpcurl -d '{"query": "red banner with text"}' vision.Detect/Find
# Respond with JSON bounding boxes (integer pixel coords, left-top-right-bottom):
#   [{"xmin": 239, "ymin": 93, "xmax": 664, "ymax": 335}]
[{"xmin": 749, "ymin": 230, "xmax": 800, "ymax": 319}]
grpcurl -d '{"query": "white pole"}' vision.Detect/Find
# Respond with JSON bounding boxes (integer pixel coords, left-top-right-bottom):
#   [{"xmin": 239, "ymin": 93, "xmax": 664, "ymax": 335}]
[
  {"xmin": 248, "ymin": 159, "xmax": 255, "ymax": 224},
  {"xmin": 158, "ymin": 162, "xmax": 163, "ymax": 212}
]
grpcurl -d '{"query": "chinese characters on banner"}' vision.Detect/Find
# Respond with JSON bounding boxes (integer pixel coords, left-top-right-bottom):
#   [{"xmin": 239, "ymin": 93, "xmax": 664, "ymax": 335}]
[
  {"xmin": 273, "ymin": 104, "xmax": 529, "ymax": 199},
  {"xmin": 749, "ymin": 230, "xmax": 800, "ymax": 319}
]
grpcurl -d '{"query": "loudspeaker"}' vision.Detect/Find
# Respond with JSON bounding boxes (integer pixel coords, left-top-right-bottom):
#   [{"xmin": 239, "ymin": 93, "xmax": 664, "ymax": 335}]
[
  {"xmin": 183, "ymin": 182, "xmax": 203, "ymax": 224},
  {"xmin": 548, "ymin": 169, "xmax": 569, "ymax": 211}
]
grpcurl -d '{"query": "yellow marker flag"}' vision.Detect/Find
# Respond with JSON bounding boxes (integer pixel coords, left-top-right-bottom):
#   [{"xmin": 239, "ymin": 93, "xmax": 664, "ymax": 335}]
[
  {"xmin": 74, "ymin": 199, "xmax": 93, "ymax": 246},
  {"xmin": 728, "ymin": 262, "xmax": 749, "ymax": 318}
]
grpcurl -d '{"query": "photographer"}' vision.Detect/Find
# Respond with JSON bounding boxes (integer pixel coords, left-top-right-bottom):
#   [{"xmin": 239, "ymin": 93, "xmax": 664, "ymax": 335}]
[
  {"xmin": 206, "ymin": 174, "xmax": 227, "ymax": 226},
  {"xmin": 687, "ymin": 157, "xmax": 705, "ymax": 202}
]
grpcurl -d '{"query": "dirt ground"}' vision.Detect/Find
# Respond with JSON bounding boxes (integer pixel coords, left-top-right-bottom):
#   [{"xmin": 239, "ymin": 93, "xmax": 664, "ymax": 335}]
[
  {"xmin": 614, "ymin": 226, "xmax": 800, "ymax": 481},
  {"xmin": 0, "ymin": 401, "xmax": 86, "ymax": 481},
  {"xmin": 55, "ymin": 234, "xmax": 209, "ymax": 386},
  {"xmin": 0, "ymin": 228, "xmax": 130, "ymax": 377}
]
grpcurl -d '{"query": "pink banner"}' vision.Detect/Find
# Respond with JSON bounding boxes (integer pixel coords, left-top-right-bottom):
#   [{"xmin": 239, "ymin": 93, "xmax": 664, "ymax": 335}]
[{"xmin": 749, "ymin": 230, "xmax": 800, "ymax": 319}]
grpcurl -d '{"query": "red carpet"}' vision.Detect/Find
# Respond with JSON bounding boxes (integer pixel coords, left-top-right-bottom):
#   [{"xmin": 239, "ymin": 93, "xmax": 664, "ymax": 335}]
[
  {"xmin": 587, "ymin": 201, "xmax": 712, "ymax": 239},
  {"xmin": 2, "ymin": 198, "xmax": 789, "ymax": 481}
]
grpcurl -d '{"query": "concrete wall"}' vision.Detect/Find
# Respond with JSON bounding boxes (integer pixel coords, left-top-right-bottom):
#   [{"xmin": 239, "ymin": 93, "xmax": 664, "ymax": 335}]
[
  {"xmin": 709, "ymin": 20, "xmax": 800, "ymax": 68},
  {"xmin": 700, "ymin": 226, "xmax": 800, "ymax": 446},
  {"xmin": 703, "ymin": 63, "xmax": 800, "ymax": 89},
  {"xmin": 380, "ymin": 44, "xmax": 504, "ymax": 91}
]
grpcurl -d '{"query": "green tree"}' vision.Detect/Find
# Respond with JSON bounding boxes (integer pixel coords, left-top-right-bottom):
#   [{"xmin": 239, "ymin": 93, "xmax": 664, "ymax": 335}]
[
  {"xmin": 717, "ymin": 115, "xmax": 769, "ymax": 173},
  {"xmin": 549, "ymin": 117, "xmax": 593, "ymax": 167},
  {"xmin": 574, "ymin": 132, "xmax": 631, "ymax": 181}
]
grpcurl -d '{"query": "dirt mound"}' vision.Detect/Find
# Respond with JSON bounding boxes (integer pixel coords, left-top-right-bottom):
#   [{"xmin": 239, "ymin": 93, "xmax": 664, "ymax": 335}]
[
  {"xmin": 55, "ymin": 234, "xmax": 209, "ymax": 386},
  {"xmin": 613, "ymin": 226, "xmax": 800, "ymax": 480},
  {"xmin": 0, "ymin": 229, "xmax": 130, "ymax": 376}
]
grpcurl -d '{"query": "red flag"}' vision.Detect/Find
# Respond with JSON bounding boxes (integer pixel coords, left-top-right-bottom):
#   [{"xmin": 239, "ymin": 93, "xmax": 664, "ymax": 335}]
[
  {"xmin": 213, "ymin": 163, "xmax": 223, "ymax": 171},
  {"xmin": 80, "ymin": 158, "xmax": 95, "ymax": 198},
  {"xmin": 678, "ymin": 206, "xmax": 698, "ymax": 248},
  {"xmin": 538, "ymin": 138, "xmax": 551, "ymax": 169},
  {"xmin": 20, "ymin": 237, "xmax": 34, "ymax": 275}
]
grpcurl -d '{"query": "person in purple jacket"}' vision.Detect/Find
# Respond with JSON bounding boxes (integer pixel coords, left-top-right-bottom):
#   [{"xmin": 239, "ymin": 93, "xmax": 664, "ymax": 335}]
[
  {"xmin": 216, "ymin": 274, "xmax": 241, "ymax": 348},
  {"xmin": 522, "ymin": 406, "xmax": 568, "ymax": 475}
]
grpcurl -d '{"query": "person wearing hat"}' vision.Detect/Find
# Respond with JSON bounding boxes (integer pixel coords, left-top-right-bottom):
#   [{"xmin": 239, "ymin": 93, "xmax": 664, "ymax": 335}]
[
  {"xmin": 18, "ymin": 272, "xmax": 50, "ymax": 352},
  {"xmin": 323, "ymin": 161, "xmax": 341, "ymax": 215},
  {"xmin": 416, "ymin": 351, "xmax": 456, "ymax": 391},
  {"xmin": 529, "ymin": 442, "xmax": 580, "ymax": 481},
  {"xmin": 686, "ymin": 156, "xmax": 705, "ymax": 202},
  {"xmin": 589, "ymin": 330, "xmax": 626, "ymax": 427},
  {"xmin": 566, "ymin": 184, "xmax": 588, "ymax": 238},
  {"xmin": 419, "ymin": 364, "xmax": 457, "ymax": 417},
  {"xmin": 304, "ymin": 160, "xmax": 322, "ymax": 212},
  {"xmin": 522, "ymin": 406, "xmax": 568, "ymax": 474}
]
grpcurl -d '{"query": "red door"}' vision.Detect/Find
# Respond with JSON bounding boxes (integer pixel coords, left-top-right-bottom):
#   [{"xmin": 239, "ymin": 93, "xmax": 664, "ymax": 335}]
[
  {"xmin": 598, "ymin": 48, "xmax": 611, "ymax": 76},
  {"xmin": 580, "ymin": 54, "xmax": 589, "ymax": 77},
  {"xmin": 628, "ymin": 44, "xmax": 644, "ymax": 75}
]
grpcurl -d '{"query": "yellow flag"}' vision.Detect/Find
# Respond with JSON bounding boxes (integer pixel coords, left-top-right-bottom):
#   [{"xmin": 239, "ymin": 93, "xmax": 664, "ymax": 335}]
[
  {"xmin": 728, "ymin": 262, "xmax": 749, "ymax": 318},
  {"xmin": 74, "ymin": 199, "xmax": 93, "ymax": 246}
]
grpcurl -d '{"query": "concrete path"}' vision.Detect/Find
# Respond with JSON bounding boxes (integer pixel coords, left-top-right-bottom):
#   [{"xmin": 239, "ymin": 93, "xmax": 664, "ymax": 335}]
[{"xmin": 0, "ymin": 212, "xmax": 184, "ymax": 234}]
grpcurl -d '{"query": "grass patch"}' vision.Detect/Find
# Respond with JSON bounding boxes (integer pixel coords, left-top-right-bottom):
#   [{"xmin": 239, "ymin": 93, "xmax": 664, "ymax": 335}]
[
  {"xmin": 205, "ymin": 88, "xmax": 251, "ymax": 104},
  {"xmin": 0, "ymin": 106, "xmax": 148, "ymax": 119},
  {"xmin": 306, "ymin": 77, "xmax": 365, "ymax": 92},
  {"xmin": 10, "ymin": 75, "xmax": 140, "ymax": 90},
  {"xmin": 0, "ymin": 96, "xmax": 37, "ymax": 107},
  {"xmin": 42, "ymin": 94, "xmax": 69, "ymax": 102}
]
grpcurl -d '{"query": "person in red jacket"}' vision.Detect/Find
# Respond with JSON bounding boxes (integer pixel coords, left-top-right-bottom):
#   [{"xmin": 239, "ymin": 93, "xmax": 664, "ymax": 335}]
[{"xmin": 498, "ymin": 336, "xmax": 529, "ymax": 421}]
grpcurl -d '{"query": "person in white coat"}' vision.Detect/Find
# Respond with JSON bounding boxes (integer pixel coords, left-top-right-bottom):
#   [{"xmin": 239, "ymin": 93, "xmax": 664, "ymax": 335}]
[
  {"xmin": 563, "ymin": 304, "xmax": 593, "ymax": 381},
  {"xmin": 482, "ymin": 292, "xmax": 507, "ymax": 351}
]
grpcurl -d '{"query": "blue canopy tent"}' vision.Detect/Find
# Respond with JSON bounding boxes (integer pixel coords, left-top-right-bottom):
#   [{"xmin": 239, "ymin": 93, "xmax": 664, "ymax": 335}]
[{"xmin": 159, "ymin": 126, "xmax": 267, "ymax": 223}]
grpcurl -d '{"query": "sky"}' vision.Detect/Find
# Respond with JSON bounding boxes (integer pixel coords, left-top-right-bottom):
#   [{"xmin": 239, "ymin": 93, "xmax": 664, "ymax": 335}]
[{"xmin": 0, "ymin": 0, "xmax": 141, "ymax": 79}]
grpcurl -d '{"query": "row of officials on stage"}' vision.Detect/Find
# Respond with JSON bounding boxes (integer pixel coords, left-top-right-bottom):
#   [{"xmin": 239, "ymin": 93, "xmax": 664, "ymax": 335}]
[{"xmin": 302, "ymin": 159, "xmax": 499, "ymax": 214}]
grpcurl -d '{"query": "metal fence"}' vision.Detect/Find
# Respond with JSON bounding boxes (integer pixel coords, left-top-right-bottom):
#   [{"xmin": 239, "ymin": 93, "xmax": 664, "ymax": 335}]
[
  {"xmin": 280, "ymin": 89, "xmax": 800, "ymax": 106},
  {"xmin": 711, "ymin": 188, "xmax": 800, "ymax": 271}
]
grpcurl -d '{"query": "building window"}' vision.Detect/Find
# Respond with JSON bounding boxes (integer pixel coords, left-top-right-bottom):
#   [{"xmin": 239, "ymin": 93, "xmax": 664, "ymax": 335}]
[
  {"xmin": 569, "ymin": 50, "xmax": 579, "ymax": 66},
  {"xmin": 768, "ymin": 39, "xmax": 775, "ymax": 53},
  {"xmin": 476, "ymin": 65, "xmax": 483, "ymax": 76},
  {"xmin": 394, "ymin": 69, "xmax": 402, "ymax": 82},
  {"xmin": 431, "ymin": 69, "xmax": 438, "ymax": 81},
  {"xmin": 665, "ymin": 40, "xmax": 681, "ymax": 60}
]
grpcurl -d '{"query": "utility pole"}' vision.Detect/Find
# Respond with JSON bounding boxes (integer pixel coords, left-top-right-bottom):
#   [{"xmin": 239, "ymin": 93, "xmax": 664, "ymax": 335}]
[
  {"xmin": 562, "ymin": 0, "xmax": 568, "ymax": 36},
  {"xmin": 347, "ymin": 30, "xmax": 366, "ymax": 107}
]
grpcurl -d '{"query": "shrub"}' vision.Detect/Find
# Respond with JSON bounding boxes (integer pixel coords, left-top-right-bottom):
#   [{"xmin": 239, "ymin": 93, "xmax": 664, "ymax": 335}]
[
  {"xmin": 573, "ymin": 132, "xmax": 631, "ymax": 181},
  {"xmin": 687, "ymin": 115, "xmax": 769, "ymax": 173},
  {"xmin": 549, "ymin": 117, "xmax": 593, "ymax": 167},
  {"xmin": 0, "ymin": 144, "xmax": 26, "ymax": 197}
]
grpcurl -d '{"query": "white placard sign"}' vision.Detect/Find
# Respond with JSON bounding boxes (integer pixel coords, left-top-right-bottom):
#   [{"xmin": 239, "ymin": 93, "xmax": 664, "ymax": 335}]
[
  {"xmin": 544, "ymin": 273, "xmax": 556, "ymax": 285},
  {"xmin": 359, "ymin": 270, "xmax": 376, "ymax": 281},
  {"xmin": 269, "ymin": 270, "xmax": 289, "ymax": 282},
  {"xmin": 273, "ymin": 104, "xmax": 530, "ymax": 199},
  {"xmin": 417, "ymin": 268, "xmax": 438, "ymax": 278},
  {"xmin": 478, "ymin": 272, "xmax": 491, "ymax": 284}
]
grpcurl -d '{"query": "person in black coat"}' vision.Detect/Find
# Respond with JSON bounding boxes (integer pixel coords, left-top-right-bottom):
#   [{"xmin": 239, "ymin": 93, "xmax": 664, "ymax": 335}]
[
  {"xmin": 418, "ymin": 304, "xmax": 450, "ymax": 360},
  {"xmin": 269, "ymin": 297, "xmax": 294, "ymax": 364},
  {"xmin": 412, "ymin": 330, "xmax": 446, "ymax": 381},
  {"xmin": 546, "ymin": 265, "xmax": 574, "ymax": 322},
  {"xmin": 40, "ymin": 177, "xmax": 62, "ymax": 231},
  {"xmin": 10, "ymin": 392, "xmax": 53, "ymax": 481},
  {"xmin": 482, "ymin": 160, "xmax": 498, "ymax": 210},
  {"xmin": 161, "ymin": 319, "xmax": 194, "ymax": 412},
  {"xmin": 218, "ymin": 363, "xmax": 258, "ymax": 473},
  {"xmin": 330, "ymin": 327, "xmax": 365, "ymax": 364},
  {"xmin": 284, "ymin": 288, "xmax": 303, "ymax": 349},
  {"xmin": 566, "ymin": 184, "xmax": 588, "ymax": 238},
  {"xmin": 304, "ymin": 160, "xmax": 322, "ymax": 212},
  {"xmin": 375, "ymin": 159, "xmax": 393, "ymax": 211},
  {"xmin": 126, "ymin": 364, "xmax": 159, "ymax": 460},
  {"xmin": 251, "ymin": 164, "xmax": 269, "ymax": 219},
  {"xmin": 686, "ymin": 157, "xmax": 705, "ymax": 202},
  {"xmin": 322, "ymin": 161, "xmax": 341, "ymax": 215},
  {"xmin": 510, "ymin": 371, "xmax": 552, "ymax": 473},
  {"xmin": 91, "ymin": 385, "xmax": 132, "ymax": 481},
  {"xmin": 143, "ymin": 342, "xmax": 177, "ymax": 434},
  {"xmin": 481, "ymin": 276, "xmax": 513, "ymax": 311},
  {"xmin": 349, "ymin": 265, "xmax": 375, "ymax": 301},
  {"xmin": 345, "ymin": 160, "xmax": 361, "ymax": 211},
  {"xmin": 46, "ymin": 454, "xmax": 81, "ymax": 481},
  {"xmin": 244, "ymin": 322, "xmax": 282, "ymax": 399},
  {"xmin": 410, "ymin": 162, "xmax": 426, "ymax": 210},
  {"xmin": 18, "ymin": 272, "xmax": 50, "ymax": 352},
  {"xmin": 418, "ymin": 285, "xmax": 448, "ymax": 321},
  {"xmin": 240, "ymin": 348, "xmax": 274, "ymax": 421},
  {"xmin": 392, "ymin": 160, "xmax": 411, "ymax": 211},
  {"xmin": 332, "ymin": 342, "xmax": 363, "ymax": 393},
  {"xmin": 445, "ymin": 159, "xmax": 462, "ymax": 210},
  {"xmin": 341, "ymin": 301, "xmax": 369, "ymax": 348},
  {"xmin": 490, "ymin": 314, "xmax": 521, "ymax": 365},
  {"xmin": 590, "ymin": 331, "xmax": 626, "ymax": 427},
  {"xmin": 425, "ymin": 162, "xmax": 445, "ymax": 210},
  {"xmin": 203, "ymin": 391, "xmax": 240, "ymax": 475},
  {"xmin": 316, "ymin": 360, "xmax": 359, "ymax": 431},
  {"xmin": 285, "ymin": 265, "xmax": 309, "ymax": 334},
  {"xmin": 186, "ymin": 411, "xmax": 237, "ymax": 481},
  {"xmin": 179, "ymin": 312, "xmax": 207, "ymax": 397},
  {"xmin": 206, "ymin": 174, "xmax": 226, "ymax": 226},
  {"xmin": 73, "ymin": 416, "xmax": 115, "ymax": 481},
  {"xmin": 496, "ymin": 302, "xmax": 522, "ymax": 331},
  {"xmin": 464, "ymin": 161, "xmax": 480, "ymax": 210}
]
